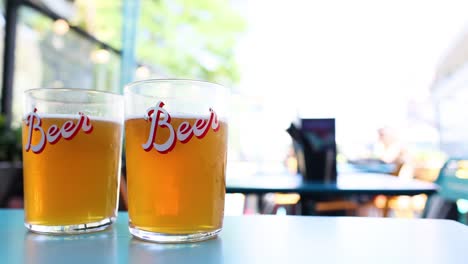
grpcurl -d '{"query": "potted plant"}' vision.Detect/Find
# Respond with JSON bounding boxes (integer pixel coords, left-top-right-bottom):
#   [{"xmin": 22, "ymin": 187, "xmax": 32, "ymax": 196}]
[{"xmin": 0, "ymin": 115, "xmax": 23, "ymax": 207}]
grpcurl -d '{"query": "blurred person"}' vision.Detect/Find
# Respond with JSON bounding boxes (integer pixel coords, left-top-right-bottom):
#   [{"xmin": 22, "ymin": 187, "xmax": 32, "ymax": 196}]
[
  {"xmin": 374, "ymin": 126, "xmax": 408, "ymax": 165},
  {"xmin": 346, "ymin": 126, "xmax": 413, "ymax": 178}
]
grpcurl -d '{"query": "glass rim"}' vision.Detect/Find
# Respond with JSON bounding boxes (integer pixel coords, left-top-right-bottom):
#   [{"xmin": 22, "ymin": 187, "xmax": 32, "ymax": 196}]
[
  {"xmin": 124, "ymin": 78, "xmax": 227, "ymax": 93},
  {"xmin": 24, "ymin": 88, "xmax": 122, "ymax": 98}
]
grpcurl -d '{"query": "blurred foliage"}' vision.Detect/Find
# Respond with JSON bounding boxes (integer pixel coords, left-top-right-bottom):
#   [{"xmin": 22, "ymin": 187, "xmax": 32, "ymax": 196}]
[
  {"xmin": 0, "ymin": 116, "xmax": 22, "ymax": 162},
  {"xmin": 77, "ymin": 0, "xmax": 245, "ymax": 86},
  {"xmin": 18, "ymin": 6, "xmax": 51, "ymax": 33}
]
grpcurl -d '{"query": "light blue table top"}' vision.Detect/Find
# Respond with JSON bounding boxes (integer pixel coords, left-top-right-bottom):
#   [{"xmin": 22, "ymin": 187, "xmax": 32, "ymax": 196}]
[{"xmin": 1, "ymin": 210, "xmax": 467, "ymax": 264}]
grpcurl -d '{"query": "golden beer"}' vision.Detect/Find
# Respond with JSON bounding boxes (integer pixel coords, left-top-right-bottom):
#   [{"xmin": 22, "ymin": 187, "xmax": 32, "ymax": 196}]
[
  {"xmin": 125, "ymin": 115, "xmax": 228, "ymax": 234},
  {"xmin": 22, "ymin": 115, "xmax": 122, "ymax": 226}
]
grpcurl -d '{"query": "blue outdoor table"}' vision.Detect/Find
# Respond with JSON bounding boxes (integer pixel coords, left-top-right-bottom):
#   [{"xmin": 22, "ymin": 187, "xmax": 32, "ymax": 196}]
[
  {"xmin": 1, "ymin": 210, "xmax": 467, "ymax": 263},
  {"xmin": 226, "ymin": 172, "xmax": 438, "ymax": 196}
]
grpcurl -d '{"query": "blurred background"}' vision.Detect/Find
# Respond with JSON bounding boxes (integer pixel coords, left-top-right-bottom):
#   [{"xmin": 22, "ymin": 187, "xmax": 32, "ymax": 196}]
[{"xmin": 1, "ymin": 0, "xmax": 468, "ymax": 221}]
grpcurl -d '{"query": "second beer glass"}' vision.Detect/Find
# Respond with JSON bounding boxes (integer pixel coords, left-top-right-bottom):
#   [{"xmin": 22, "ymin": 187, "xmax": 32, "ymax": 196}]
[{"xmin": 124, "ymin": 79, "xmax": 228, "ymax": 243}]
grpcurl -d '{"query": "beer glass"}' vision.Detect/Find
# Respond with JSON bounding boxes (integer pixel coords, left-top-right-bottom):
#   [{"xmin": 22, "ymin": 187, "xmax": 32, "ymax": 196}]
[
  {"xmin": 22, "ymin": 88, "xmax": 123, "ymax": 234},
  {"xmin": 124, "ymin": 79, "xmax": 229, "ymax": 243}
]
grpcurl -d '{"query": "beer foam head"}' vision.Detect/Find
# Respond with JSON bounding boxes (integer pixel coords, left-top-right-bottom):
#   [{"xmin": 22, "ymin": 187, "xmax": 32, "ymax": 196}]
[
  {"xmin": 125, "ymin": 112, "xmax": 228, "ymax": 122},
  {"xmin": 125, "ymin": 112, "xmax": 207, "ymax": 120},
  {"xmin": 23, "ymin": 113, "xmax": 123, "ymax": 125}
]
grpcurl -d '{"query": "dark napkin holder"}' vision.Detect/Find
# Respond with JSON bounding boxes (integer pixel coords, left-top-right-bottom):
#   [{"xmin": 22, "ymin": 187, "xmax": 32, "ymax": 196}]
[{"xmin": 287, "ymin": 119, "xmax": 337, "ymax": 183}]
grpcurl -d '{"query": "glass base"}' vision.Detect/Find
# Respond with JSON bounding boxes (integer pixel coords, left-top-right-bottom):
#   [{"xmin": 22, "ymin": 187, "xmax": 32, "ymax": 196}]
[
  {"xmin": 25, "ymin": 217, "xmax": 115, "ymax": 235},
  {"xmin": 129, "ymin": 224, "xmax": 221, "ymax": 243}
]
